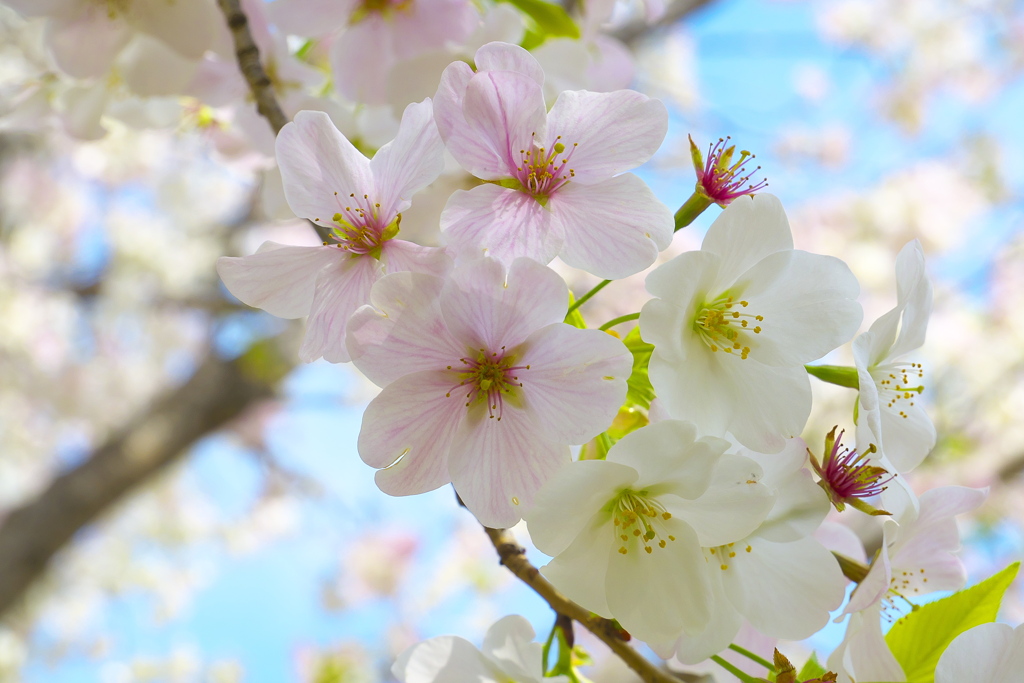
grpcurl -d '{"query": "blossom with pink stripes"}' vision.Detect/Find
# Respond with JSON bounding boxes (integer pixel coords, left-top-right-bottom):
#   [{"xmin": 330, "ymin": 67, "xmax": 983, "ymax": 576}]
[
  {"xmin": 346, "ymin": 257, "xmax": 632, "ymax": 528},
  {"xmin": 433, "ymin": 42, "xmax": 673, "ymax": 279},
  {"xmin": 217, "ymin": 101, "xmax": 449, "ymax": 363}
]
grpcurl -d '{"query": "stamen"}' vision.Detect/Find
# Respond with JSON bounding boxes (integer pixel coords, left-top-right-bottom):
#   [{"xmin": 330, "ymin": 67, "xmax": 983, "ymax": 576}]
[{"xmin": 693, "ymin": 293, "xmax": 763, "ymax": 360}]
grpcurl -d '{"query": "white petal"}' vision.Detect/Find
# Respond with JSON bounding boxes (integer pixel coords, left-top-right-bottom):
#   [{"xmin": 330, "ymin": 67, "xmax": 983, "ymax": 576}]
[
  {"xmin": 440, "ymin": 185, "xmax": 565, "ymax": 267},
  {"xmin": 606, "ymin": 421, "xmax": 725, "ymax": 500},
  {"xmin": 217, "ymin": 243, "xmax": 338, "ymax": 318},
  {"xmin": 890, "ymin": 239, "xmax": 933, "ymax": 359},
  {"xmin": 330, "ymin": 19, "xmax": 394, "ymax": 104},
  {"xmin": 700, "ymin": 193, "xmax": 794, "ymax": 286},
  {"xmin": 131, "ymin": 0, "xmax": 218, "ymax": 59},
  {"xmin": 545, "ymin": 89, "xmax": 667, "ymax": 185},
  {"xmin": 276, "ymin": 110, "xmax": 375, "ymax": 224},
  {"xmin": 525, "ymin": 460, "xmax": 637, "ymax": 557},
  {"xmin": 722, "ymin": 536, "xmax": 845, "ymax": 639},
  {"xmin": 829, "ymin": 605, "xmax": 905, "ymax": 683},
  {"xmin": 119, "ymin": 33, "xmax": 199, "ymax": 97},
  {"xmin": 666, "ymin": 567, "xmax": 743, "ymax": 665},
  {"xmin": 359, "ymin": 370, "xmax": 463, "ymax": 494},
  {"xmin": 936, "ymin": 623, "xmax": 1015, "ymax": 683},
  {"xmin": 46, "ymin": 8, "xmax": 130, "ymax": 79},
  {"xmin": 481, "ymin": 615, "xmax": 541, "ymax": 681},
  {"xmin": 392, "ymin": 634, "xmax": 500, "ymax": 683},
  {"xmin": 540, "ymin": 514, "xmax": 615, "ymax": 618},
  {"xmin": 877, "ymin": 395, "xmax": 936, "ymax": 472},
  {"xmin": 474, "ymin": 41, "xmax": 545, "ymax": 85},
  {"xmin": 551, "ymin": 174, "xmax": 673, "ymax": 279}
]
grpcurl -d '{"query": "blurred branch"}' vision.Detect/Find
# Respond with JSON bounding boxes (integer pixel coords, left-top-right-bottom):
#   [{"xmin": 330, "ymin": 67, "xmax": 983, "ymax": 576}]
[
  {"xmin": 0, "ymin": 348, "xmax": 293, "ymax": 619},
  {"xmin": 215, "ymin": 0, "xmax": 331, "ymax": 243},
  {"xmin": 614, "ymin": 0, "xmax": 717, "ymax": 46},
  {"xmin": 483, "ymin": 526, "xmax": 680, "ymax": 683}
]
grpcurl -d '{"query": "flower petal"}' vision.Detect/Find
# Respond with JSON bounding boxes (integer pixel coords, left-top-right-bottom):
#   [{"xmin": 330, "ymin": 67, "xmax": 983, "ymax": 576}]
[
  {"xmin": 474, "ymin": 41, "xmax": 545, "ymax": 85},
  {"xmin": 380, "ymin": 240, "xmax": 452, "ymax": 277},
  {"xmin": 432, "ymin": 61, "xmax": 510, "ymax": 179},
  {"xmin": 299, "ymin": 254, "xmax": 382, "ymax": 363},
  {"xmin": 392, "ymin": 634, "xmax": 498, "ymax": 683},
  {"xmin": 448, "ymin": 403, "xmax": 570, "ymax": 529},
  {"xmin": 700, "ymin": 193, "xmax": 794, "ymax": 287},
  {"xmin": 216, "ymin": 242, "xmax": 339, "ymax": 318},
  {"xmin": 545, "ymin": 89, "xmax": 667, "ymax": 185},
  {"xmin": 439, "ymin": 257, "xmax": 568, "ymax": 352},
  {"xmin": 330, "ymin": 19, "xmax": 394, "ymax": 104},
  {"xmin": 481, "ymin": 615, "xmax": 541, "ymax": 682},
  {"xmin": 828, "ymin": 606, "xmax": 905, "ymax": 683},
  {"xmin": 46, "ymin": 8, "xmax": 131, "ymax": 79},
  {"xmin": 606, "ymin": 517, "xmax": 712, "ymax": 642},
  {"xmin": 890, "ymin": 239, "xmax": 933, "ymax": 360},
  {"xmin": 721, "ymin": 536, "xmax": 845, "ymax": 640},
  {"xmin": 936, "ymin": 623, "xmax": 1015, "ymax": 683},
  {"xmin": 369, "ymin": 98, "xmax": 445, "ymax": 216},
  {"xmin": 359, "ymin": 369, "xmax": 464, "ymax": 494},
  {"xmin": 516, "ymin": 324, "xmax": 631, "ymax": 444},
  {"xmin": 540, "ymin": 514, "xmax": 615, "ymax": 618},
  {"xmin": 276, "ymin": 110, "xmax": 374, "ymax": 223},
  {"xmin": 441, "ymin": 185, "xmax": 564, "ymax": 267},
  {"xmin": 607, "ymin": 421, "xmax": 725, "ymax": 500},
  {"xmin": 525, "ymin": 459, "xmax": 637, "ymax": 557},
  {"xmin": 665, "ymin": 567, "xmax": 743, "ymax": 665},
  {"xmin": 550, "ymin": 174, "xmax": 673, "ymax": 279},
  {"xmin": 346, "ymin": 271, "xmax": 464, "ymax": 386},
  {"xmin": 130, "ymin": 0, "xmax": 218, "ymax": 59}
]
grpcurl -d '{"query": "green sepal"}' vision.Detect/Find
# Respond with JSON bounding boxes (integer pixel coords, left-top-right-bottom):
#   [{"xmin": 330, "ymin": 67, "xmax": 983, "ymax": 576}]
[
  {"xmin": 805, "ymin": 364, "xmax": 860, "ymax": 389},
  {"xmin": 498, "ymin": 0, "xmax": 580, "ymax": 49},
  {"xmin": 622, "ymin": 326, "xmax": 655, "ymax": 410},
  {"xmin": 886, "ymin": 562, "xmax": 1020, "ymax": 683}
]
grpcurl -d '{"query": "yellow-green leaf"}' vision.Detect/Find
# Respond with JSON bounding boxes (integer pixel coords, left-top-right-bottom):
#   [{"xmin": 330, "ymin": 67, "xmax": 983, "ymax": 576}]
[
  {"xmin": 497, "ymin": 0, "xmax": 579, "ymax": 49},
  {"xmin": 622, "ymin": 326, "xmax": 655, "ymax": 410},
  {"xmin": 797, "ymin": 652, "xmax": 828, "ymax": 680},
  {"xmin": 885, "ymin": 562, "xmax": 1019, "ymax": 683}
]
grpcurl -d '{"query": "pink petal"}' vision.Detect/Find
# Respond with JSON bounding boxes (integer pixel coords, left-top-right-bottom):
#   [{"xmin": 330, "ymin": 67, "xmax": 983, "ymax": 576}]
[
  {"xmin": 46, "ymin": 8, "xmax": 131, "ymax": 80},
  {"xmin": 474, "ymin": 41, "xmax": 545, "ymax": 86},
  {"xmin": 369, "ymin": 99, "xmax": 444, "ymax": 216},
  {"xmin": 392, "ymin": 0, "xmax": 479, "ymax": 58},
  {"xmin": 448, "ymin": 403, "xmax": 570, "ymax": 528},
  {"xmin": 516, "ymin": 324, "xmax": 630, "ymax": 444},
  {"xmin": 276, "ymin": 110, "xmax": 375, "ymax": 224},
  {"xmin": 439, "ymin": 257, "xmax": 568, "ymax": 352},
  {"xmin": 330, "ymin": 19, "xmax": 395, "ymax": 104},
  {"xmin": 380, "ymin": 240, "xmax": 451, "ymax": 278},
  {"xmin": 457, "ymin": 70, "xmax": 548, "ymax": 179},
  {"xmin": 550, "ymin": 174, "xmax": 672, "ymax": 279},
  {"xmin": 268, "ymin": 0, "xmax": 354, "ymax": 37},
  {"xmin": 545, "ymin": 89, "xmax": 667, "ymax": 184},
  {"xmin": 359, "ymin": 369, "xmax": 464, "ymax": 495},
  {"xmin": 216, "ymin": 242, "xmax": 339, "ymax": 318},
  {"xmin": 299, "ymin": 253, "xmax": 382, "ymax": 363},
  {"xmin": 346, "ymin": 272, "xmax": 465, "ymax": 386},
  {"xmin": 440, "ymin": 184, "xmax": 564, "ymax": 266}
]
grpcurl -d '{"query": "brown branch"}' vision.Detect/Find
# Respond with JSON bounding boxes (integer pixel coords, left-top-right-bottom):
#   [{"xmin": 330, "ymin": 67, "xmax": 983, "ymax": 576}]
[
  {"xmin": 614, "ymin": 0, "xmax": 717, "ymax": 46},
  {"xmin": 0, "ymin": 347, "xmax": 293, "ymax": 618},
  {"xmin": 483, "ymin": 526, "xmax": 680, "ymax": 683}
]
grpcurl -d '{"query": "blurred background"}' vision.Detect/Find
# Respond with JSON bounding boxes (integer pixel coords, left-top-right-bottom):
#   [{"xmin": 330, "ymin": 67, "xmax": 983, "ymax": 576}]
[{"xmin": 0, "ymin": 0, "xmax": 1022, "ymax": 680}]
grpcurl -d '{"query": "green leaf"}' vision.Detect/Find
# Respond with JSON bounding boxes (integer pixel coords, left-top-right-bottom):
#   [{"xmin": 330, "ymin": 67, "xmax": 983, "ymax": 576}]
[
  {"xmin": 497, "ymin": 0, "xmax": 580, "ymax": 49},
  {"xmin": 797, "ymin": 652, "xmax": 828, "ymax": 680},
  {"xmin": 885, "ymin": 562, "xmax": 1019, "ymax": 683},
  {"xmin": 805, "ymin": 364, "xmax": 860, "ymax": 389},
  {"xmin": 622, "ymin": 326, "xmax": 655, "ymax": 410},
  {"xmin": 565, "ymin": 292, "xmax": 587, "ymax": 329}
]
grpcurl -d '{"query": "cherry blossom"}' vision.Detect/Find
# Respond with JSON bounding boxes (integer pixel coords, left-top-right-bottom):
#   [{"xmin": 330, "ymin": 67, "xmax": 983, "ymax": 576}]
[
  {"xmin": 935, "ymin": 622, "xmax": 1024, "ymax": 683},
  {"xmin": 828, "ymin": 486, "xmax": 987, "ymax": 683},
  {"xmin": 392, "ymin": 615, "xmax": 569, "ymax": 683},
  {"xmin": 217, "ymin": 103, "xmax": 450, "ymax": 363},
  {"xmin": 433, "ymin": 42, "xmax": 673, "ymax": 279},
  {"xmin": 346, "ymin": 257, "xmax": 631, "ymax": 528},
  {"xmin": 660, "ymin": 438, "xmax": 845, "ymax": 663},
  {"xmin": 524, "ymin": 420, "xmax": 774, "ymax": 645},
  {"xmin": 689, "ymin": 135, "xmax": 769, "ymax": 206},
  {"xmin": 640, "ymin": 193, "xmax": 862, "ymax": 452}
]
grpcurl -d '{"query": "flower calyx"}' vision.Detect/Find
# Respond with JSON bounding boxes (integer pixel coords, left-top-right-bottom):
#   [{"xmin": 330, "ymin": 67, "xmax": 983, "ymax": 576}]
[
  {"xmin": 689, "ymin": 134, "xmax": 768, "ymax": 207},
  {"xmin": 772, "ymin": 649, "xmax": 838, "ymax": 683},
  {"xmin": 809, "ymin": 427, "xmax": 893, "ymax": 516}
]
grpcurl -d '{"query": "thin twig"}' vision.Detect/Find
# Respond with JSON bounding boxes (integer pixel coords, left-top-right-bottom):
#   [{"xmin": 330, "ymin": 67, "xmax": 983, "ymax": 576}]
[{"xmin": 483, "ymin": 526, "xmax": 680, "ymax": 683}]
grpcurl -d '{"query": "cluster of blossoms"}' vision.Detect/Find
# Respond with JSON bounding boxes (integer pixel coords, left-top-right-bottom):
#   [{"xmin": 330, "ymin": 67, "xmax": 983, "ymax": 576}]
[{"xmin": 208, "ymin": 35, "xmax": 1005, "ymax": 683}]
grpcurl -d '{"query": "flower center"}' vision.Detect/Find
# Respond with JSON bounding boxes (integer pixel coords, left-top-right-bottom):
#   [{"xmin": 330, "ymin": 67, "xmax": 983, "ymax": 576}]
[
  {"xmin": 315, "ymin": 192, "xmax": 399, "ymax": 259},
  {"xmin": 445, "ymin": 347, "xmax": 528, "ymax": 420},
  {"xmin": 707, "ymin": 542, "xmax": 753, "ymax": 571},
  {"xmin": 512, "ymin": 135, "xmax": 577, "ymax": 201},
  {"xmin": 350, "ymin": 0, "xmax": 413, "ymax": 22},
  {"xmin": 695, "ymin": 136, "xmax": 768, "ymax": 206},
  {"xmin": 693, "ymin": 293, "xmax": 764, "ymax": 359},
  {"xmin": 873, "ymin": 361, "xmax": 925, "ymax": 418},
  {"xmin": 609, "ymin": 490, "xmax": 675, "ymax": 556},
  {"xmin": 816, "ymin": 430, "xmax": 891, "ymax": 501}
]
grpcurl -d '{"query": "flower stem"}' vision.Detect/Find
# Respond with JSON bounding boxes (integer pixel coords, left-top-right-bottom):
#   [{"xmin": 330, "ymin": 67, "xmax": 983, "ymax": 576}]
[
  {"xmin": 728, "ymin": 644, "xmax": 775, "ymax": 672},
  {"xmin": 599, "ymin": 313, "xmax": 641, "ymax": 331},
  {"xmin": 567, "ymin": 279, "xmax": 612, "ymax": 317},
  {"xmin": 541, "ymin": 619, "xmax": 558, "ymax": 675},
  {"xmin": 674, "ymin": 192, "xmax": 714, "ymax": 232},
  {"xmin": 710, "ymin": 655, "xmax": 761, "ymax": 683}
]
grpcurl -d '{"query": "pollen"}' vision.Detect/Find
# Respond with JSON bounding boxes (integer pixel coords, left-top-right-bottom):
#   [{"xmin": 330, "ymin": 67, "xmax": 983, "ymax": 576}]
[
  {"xmin": 513, "ymin": 134, "xmax": 578, "ymax": 199},
  {"xmin": 693, "ymin": 293, "xmax": 763, "ymax": 359},
  {"xmin": 444, "ymin": 347, "xmax": 528, "ymax": 419},
  {"xmin": 874, "ymin": 361, "xmax": 926, "ymax": 417},
  {"xmin": 608, "ymin": 489, "xmax": 675, "ymax": 556}
]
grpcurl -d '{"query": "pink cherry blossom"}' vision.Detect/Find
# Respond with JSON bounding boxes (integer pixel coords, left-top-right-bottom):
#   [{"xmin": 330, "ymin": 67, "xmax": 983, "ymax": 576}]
[
  {"xmin": 217, "ymin": 102, "xmax": 450, "ymax": 363},
  {"xmin": 268, "ymin": 0, "xmax": 479, "ymax": 105},
  {"xmin": 346, "ymin": 257, "xmax": 632, "ymax": 528},
  {"xmin": 433, "ymin": 42, "xmax": 673, "ymax": 280}
]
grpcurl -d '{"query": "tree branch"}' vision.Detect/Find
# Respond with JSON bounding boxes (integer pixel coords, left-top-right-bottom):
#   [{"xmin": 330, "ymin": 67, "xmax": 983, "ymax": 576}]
[
  {"xmin": 614, "ymin": 0, "xmax": 717, "ymax": 46},
  {"xmin": 0, "ymin": 348, "xmax": 292, "ymax": 618},
  {"xmin": 483, "ymin": 526, "xmax": 680, "ymax": 683}
]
